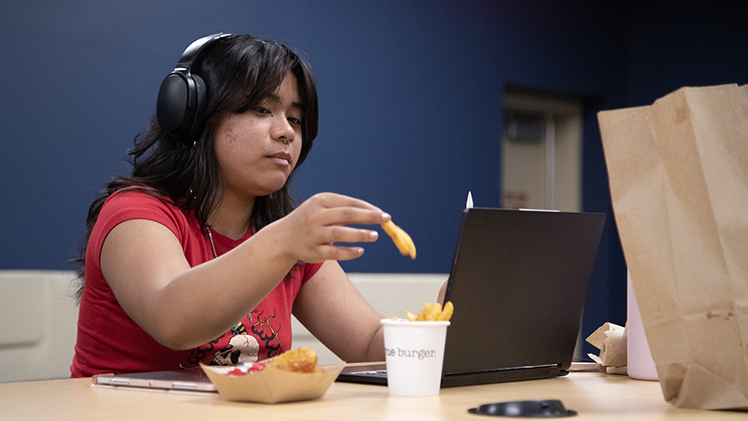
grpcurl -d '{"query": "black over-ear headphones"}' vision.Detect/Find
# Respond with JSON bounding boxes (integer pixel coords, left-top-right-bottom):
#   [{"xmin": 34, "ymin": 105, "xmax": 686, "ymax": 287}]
[{"xmin": 156, "ymin": 33, "xmax": 232, "ymax": 142}]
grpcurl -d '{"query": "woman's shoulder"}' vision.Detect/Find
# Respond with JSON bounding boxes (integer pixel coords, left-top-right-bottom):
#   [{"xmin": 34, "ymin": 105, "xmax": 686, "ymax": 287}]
[
  {"xmin": 98, "ymin": 187, "xmax": 193, "ymax": 233},
  {"xmin": 105, "ymin": 187, "xmax": 176, "ymax": 209}
]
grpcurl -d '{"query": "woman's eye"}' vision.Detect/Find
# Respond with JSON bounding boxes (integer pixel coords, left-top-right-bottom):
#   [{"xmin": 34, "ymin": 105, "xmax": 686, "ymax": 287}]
[
  {"xmin": 288, "ymin": 117, "xmax": 302, "ymax": 126},
  {"xmin": 254, "ymin": 107, "xmax": 271, "ymax": 115}
]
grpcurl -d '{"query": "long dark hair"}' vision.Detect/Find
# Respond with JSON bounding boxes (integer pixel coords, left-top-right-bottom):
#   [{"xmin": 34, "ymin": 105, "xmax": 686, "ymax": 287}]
[{"xmin": 74, "ymin": 34, "xmax": 319, "ymax": 302}]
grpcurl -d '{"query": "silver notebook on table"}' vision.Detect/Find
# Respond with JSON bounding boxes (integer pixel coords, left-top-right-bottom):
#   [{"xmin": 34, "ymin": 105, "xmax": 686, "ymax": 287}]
[{"xmin": 93, "ymin": 368, "xmax": 216, "ymax": 393}]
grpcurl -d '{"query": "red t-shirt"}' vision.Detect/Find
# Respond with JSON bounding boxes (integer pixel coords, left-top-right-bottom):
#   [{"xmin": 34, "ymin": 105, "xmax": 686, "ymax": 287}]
[{"xmin": 70, "ymin": 190, "xmax": 322, "ymax": 378}]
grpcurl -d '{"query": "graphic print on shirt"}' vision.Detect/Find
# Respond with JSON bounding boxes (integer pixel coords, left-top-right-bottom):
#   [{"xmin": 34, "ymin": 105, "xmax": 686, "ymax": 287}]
[
  {"xmin": 181, "ymin": 319, "xmax": 259, "ymax": 368},
  {"xmin": 208, "ymin": 318, "xmax": 262, "ymax": 366},
  {"xmin": 182, "ymin": 336, "xmax": 219, "ymax": 368},
  {"xmin": 211, "ymin": 332, "xmax": 260, "ymax": 365},
  {"xmin": 251, "ymin": 309, "xmax": 283, "ymax": 358},
  {"xmin": 181, "ymin": 308, "xmax": 285, "ymax": 368}
]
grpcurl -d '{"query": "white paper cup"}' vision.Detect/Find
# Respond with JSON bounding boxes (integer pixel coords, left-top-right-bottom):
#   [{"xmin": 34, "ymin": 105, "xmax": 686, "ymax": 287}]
[{"xmin": 380, "ymin": 319, "xmax": 450, "ymax": 396}]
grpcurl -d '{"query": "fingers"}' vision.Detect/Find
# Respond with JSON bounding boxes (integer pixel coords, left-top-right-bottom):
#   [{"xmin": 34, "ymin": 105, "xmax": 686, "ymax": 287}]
[
  {"xmin": 317, "ymin": 244, "xmax": 366, "ymax": 262},
  {"xmin": 437, "ymin": 280, "xmax": 448, "ymax": 305},
  {"xmin": 286, "ymin": 192, "xmax": 402, "ymax": 263},
  {"xmin": 311, "ymin": 192, "xmax": 380, "ymax": 210},
  {"xmin": 319, "ymin": 225, "xmax": 379, "ymax": 245},
  {"xmin": 309, "ymin": 193, "xmax": 390, "ymax": 226},
  {"xmin": 317, "ymin": 207, "xmax": 389, "ymax": 229}
]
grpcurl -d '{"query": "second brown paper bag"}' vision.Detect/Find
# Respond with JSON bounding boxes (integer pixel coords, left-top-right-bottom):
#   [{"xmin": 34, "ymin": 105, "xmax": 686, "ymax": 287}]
[{"xmin": 598, "ymin": 84, "xmax": 748, "ymax": 410}]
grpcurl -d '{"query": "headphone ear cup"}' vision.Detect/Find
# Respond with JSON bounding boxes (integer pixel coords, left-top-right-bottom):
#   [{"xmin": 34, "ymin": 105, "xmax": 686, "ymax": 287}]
[
  {"xmin": 157, "ymin": 72, "xmax": 192, "ymax": 137},
  {"xmin": 186, "ymin": 73, "xmax": 208, "ymax": 141},
  {"xmin": 156, "ymin": 72, "xmax": 208, "ymax": 141},
  {"xmin": 157, "ymin": 33, "xmax": 229, "ymax": 141}
]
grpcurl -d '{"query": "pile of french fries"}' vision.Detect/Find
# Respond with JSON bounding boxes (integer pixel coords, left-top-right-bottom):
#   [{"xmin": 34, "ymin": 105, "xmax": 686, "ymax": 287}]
[{"xmin": 397, "ymin": 302, "xmax": 454, "ymax": 322}]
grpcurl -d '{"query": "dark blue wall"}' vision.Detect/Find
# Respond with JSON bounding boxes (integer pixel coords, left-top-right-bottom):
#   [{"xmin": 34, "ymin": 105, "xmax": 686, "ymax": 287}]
[
  {"xmin": 2, "ymin": 1, "xmax": 746, "ymax": 354},
  {"xmin": 627, "ymin": 1, "xmax": 748, "ymax": 106}
]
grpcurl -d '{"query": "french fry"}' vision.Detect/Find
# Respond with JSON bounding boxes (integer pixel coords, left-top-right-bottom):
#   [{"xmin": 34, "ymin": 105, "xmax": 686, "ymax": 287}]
[
  {"xmin": 381, "ymin": 220, "xmax": 416, "ymax": 259},
  {"xmin": 437, "ymin": 301, "xmax": 454, "ymax": 321},
  {"xmin": 395, "ymin": 302, "xmax": 454, "ymax": 322},
  {"xmin": 424, "ymin": 302, "xmax": 440, "ymax": 321},
  {"xmin": 406, "ymin": 311, "xmax": 417, "ymax": 322}
]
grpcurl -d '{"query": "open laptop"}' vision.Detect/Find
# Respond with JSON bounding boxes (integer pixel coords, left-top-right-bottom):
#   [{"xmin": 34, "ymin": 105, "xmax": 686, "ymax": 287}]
[{"xmin": 337, "ymin": 207, "xmax": 606, "ymax": 387}]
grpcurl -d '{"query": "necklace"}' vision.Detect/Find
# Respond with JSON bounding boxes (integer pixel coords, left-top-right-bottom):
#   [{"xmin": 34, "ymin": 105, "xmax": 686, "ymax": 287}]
[
  {"xmin": 206, "ymin": 225, "xmax": 218, "ymax": 258},
  {"xmin": 206, "ymin": 223, "xmax": 254, "ymax": 259}
]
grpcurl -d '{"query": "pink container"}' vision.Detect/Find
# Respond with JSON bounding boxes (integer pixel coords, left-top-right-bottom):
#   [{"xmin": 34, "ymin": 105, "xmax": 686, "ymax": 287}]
[{"xmin": 627, "ymin": 271, "xmax": 658, "ymax": 381}]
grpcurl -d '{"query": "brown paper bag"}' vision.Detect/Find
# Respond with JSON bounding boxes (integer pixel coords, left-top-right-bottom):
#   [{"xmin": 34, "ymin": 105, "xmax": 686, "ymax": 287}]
[{"xmin": 598, "ymin": 84, "xmax": 748, "ymax": 411}]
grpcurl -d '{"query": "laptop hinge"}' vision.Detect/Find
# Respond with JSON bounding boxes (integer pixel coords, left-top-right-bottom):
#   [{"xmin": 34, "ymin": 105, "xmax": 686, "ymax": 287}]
[{"xmin": 442, "ymin": 364, "xmax": 566, "ymax": 388}]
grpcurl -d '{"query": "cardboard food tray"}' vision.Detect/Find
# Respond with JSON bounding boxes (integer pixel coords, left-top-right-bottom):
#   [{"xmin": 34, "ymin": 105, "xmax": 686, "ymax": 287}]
[{"xmin": 201, "ymin": 362, "xmax": 345, "ymax": 404}]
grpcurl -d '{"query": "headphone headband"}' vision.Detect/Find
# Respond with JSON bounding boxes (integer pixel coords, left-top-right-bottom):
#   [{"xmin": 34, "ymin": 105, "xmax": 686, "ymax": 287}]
[
  {"xmin": 175, "ymin": 33, "xmax": 231, "ymax": 69},
  {"xmin": 156, "ymin": 33, "xmax": 233, "ymax": 142}
]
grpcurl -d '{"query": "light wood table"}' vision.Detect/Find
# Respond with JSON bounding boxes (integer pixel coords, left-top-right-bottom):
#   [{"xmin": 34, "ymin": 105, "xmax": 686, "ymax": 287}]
[{"xmin": 1, "ymin": 372, "xmax": 745, "ymax": 420}]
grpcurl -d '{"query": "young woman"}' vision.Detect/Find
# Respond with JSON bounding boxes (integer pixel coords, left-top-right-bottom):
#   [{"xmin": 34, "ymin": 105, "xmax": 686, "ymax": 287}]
[{"xmin": 71, "ymin": 34, "xmax": 388, "ymax": 377}]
